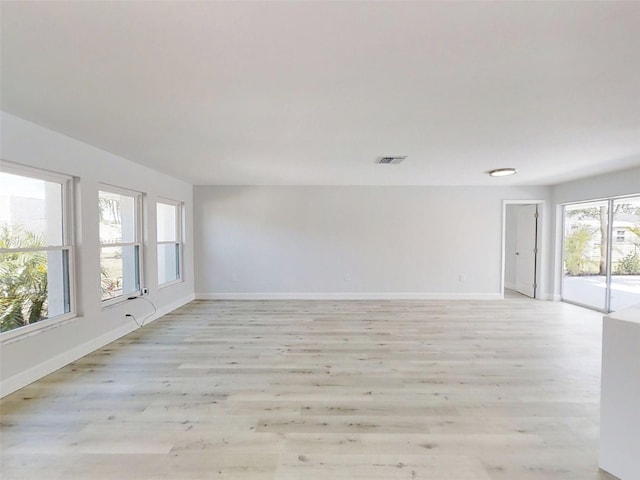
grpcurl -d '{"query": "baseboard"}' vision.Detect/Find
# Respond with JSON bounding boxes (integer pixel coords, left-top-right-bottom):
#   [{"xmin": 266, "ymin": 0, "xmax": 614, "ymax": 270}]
[
  {"xmin": 534, "ymin": 293, "xmax": 561, "ymax": 301},
  {"xmin": 196, "ymin": 292, "xmax": 503, "ymax": 300},
  {"xmin": 147, "ymin": 293, "xmax": 195, "ymax": 321},
  {"xmin": 534, "ymin": 292, "xmax": 559, "ymax": 301},
  {"xmin": 504, "ymin": 282, "xmax": 516, "ymax": 291},
  {"xmin": 0, "ymin": 293, "xmax": 195, "ymax": 398}
]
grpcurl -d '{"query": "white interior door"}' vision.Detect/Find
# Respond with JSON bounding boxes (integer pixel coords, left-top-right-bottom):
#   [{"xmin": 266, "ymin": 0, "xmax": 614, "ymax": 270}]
[{"xmin": 515, "ymin": 204, "xmax": 538, "ymax": 298}]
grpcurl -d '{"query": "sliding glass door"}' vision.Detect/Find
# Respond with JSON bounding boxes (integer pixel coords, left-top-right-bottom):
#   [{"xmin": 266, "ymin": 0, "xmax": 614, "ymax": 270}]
[
  {"xmin": 610, "ymin": 196, "xmax": 640, "ymax": 311},
  {"xmin": 562, "ymin": 196, "xmax": 640, "ymax": 312},
  {"xmin": 562, "ymin": 201, "xmax": 609, "ymax": 310}
]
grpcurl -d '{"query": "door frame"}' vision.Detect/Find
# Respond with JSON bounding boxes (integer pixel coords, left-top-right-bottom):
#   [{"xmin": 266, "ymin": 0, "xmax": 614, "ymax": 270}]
[{"xmin": 501, "ymin": 200, "xmax": 546, "ymax": 299}]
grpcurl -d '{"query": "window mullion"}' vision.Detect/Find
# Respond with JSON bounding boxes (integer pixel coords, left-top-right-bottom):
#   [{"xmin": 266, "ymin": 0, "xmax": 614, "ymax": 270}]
[{"xmin": 605, "ymin": 199, "xmax": 614, "ymax": 313}]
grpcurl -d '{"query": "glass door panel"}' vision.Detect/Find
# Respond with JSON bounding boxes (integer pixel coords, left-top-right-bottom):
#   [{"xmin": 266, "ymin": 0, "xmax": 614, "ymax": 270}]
[
  {"xmin": 610, "ymin": 196, "xmax": 640, "ymax": 312},
  {"xmin": 562, "ymin": 201, "xmax": 609, "ymax": 311}
]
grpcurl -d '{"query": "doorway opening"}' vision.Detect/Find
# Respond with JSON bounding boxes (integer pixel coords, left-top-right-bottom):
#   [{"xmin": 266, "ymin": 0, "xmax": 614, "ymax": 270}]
[{"xmin": 503, "ymin": 201, "xmax": 544, "ymax": 299}]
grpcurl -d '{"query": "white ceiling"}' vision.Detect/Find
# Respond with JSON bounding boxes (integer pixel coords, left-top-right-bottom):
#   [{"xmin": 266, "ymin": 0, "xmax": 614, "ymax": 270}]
[{"xmin": 2, "ymin": 1, "xmax": 640, "ymax": 186}]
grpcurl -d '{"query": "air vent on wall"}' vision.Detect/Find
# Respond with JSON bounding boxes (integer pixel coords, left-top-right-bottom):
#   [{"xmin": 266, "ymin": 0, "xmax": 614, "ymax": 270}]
[{"xmin": 377, "ymin": 156, "xmax": 407, "ymax": 165}]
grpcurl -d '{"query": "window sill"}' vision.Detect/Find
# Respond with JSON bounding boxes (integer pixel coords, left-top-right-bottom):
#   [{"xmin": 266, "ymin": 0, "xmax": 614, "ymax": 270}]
[
  {"xmin": 1, "ymin": 312, "xmax": 78, "ymax": 344},
  {"xmin": 101, "ymin": 292, "xmax": 141, "ymax": 309},
  {"xmin": 158, "ymin": 278, "xmax": 183, "ymax": 290}
]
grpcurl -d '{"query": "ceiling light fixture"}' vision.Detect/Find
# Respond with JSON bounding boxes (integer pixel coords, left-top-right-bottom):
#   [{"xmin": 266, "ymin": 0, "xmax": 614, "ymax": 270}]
[
  {"xmin": 488, "ymin": 168, "xmax": 517, "ymax": 177},
  {"xmin": 377, "ymin": 156, "xmax": 407, "ymax": 165}
]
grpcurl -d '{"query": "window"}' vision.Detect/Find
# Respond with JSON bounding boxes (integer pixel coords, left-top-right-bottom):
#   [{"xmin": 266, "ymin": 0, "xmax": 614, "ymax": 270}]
[
  {"xmin": 1, "ymin": 162, "xmax": 74, "ymax": 335},
  {"xmin": 99, "ymin": 187, "xmax": 142, "ymax": 303},
  {"xmin": 561, "ymin": 195, "xmax": 640, "ymax": 313},
  {"xmin": 157, "ymin": 200, "xmax": 182, "ymax": 286}
]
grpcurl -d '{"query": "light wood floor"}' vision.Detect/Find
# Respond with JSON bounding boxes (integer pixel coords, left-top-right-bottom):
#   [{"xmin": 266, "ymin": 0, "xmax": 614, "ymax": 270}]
[{"xmin": 1, "ymin": 298, "xmax": 617, "ymax": 479}]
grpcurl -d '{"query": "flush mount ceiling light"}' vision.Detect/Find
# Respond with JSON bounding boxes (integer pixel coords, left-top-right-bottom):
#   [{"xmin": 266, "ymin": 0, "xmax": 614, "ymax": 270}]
[
  {"xmin": 488, "ymin": 168, "xmax": 517, "ymax": 177},
  {"xmin": 377, "ymin": 156, "xmax": 407, "ymax": 165}
]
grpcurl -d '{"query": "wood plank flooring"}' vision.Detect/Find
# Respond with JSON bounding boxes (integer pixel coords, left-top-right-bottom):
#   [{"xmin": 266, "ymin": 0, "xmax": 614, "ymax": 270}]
[{"xmin": 0, "ymin": 298, "xmax": 618, "ymax": 479}]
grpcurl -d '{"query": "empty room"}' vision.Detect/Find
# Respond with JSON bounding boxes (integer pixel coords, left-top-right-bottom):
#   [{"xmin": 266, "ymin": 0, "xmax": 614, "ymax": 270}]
[{"xmin": 1, "ymin": 1, "xmax": 639, "ymax": 479}]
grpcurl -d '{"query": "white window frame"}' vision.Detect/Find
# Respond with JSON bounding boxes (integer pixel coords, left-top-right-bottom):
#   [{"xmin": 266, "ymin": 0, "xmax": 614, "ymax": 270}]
[
  {"xmin": 156, "ymin": 198, "xmax": 183, "ymax": 288},
  {"xmin": 99, "ymin": 184, "xmax": 143, "ymax": 307},
  {"xmin": 0, "ymin": 160, "xmax": 76, "ymax": 341}
]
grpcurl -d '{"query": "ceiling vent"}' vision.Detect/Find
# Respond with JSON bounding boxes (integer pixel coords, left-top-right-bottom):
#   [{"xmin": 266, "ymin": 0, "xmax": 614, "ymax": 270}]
[{"xmin": 377, "ymin": 156, "xmax": 407, "ymax": 165}]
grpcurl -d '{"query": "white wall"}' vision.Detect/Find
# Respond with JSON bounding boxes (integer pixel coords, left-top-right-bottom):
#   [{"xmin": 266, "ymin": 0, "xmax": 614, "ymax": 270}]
[
  {"xmin": 0, "ymin": 112, "xmax": 195, "ymax": 396},
  {"xmin": 552, "ymin": 165, "xmax": 640, "ymax": 206},
  {"xmin": 195, "ymin": 185, "xmax": 550, "ymax": 299},
  {"xmin": 549, "ymin": 165, "xmax": 640, "ymax": 297}
]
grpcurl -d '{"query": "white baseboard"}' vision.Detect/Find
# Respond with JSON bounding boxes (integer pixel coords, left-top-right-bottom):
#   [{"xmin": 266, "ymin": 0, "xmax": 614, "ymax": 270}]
[
  {"xmin": 504, "ymin": 282, "xmax": 516, "ymax": 291},
  {"xmin": 147, "ymin": 293, "xmax": 195, "ymax": 321},
  {"xmin": 0, "ymin": 293, "xmax": 195, "ymax": 398},
  {"xmin": 534, "ymin": 292, "xmax": 561, "ymax": 301},
  {"xmin": 534, "ymin": 292, "xmax": 558, "ymax": 301},
  {"xmin": 196, "ymin": 292, "xmax": 503, "ymax": 300}
]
